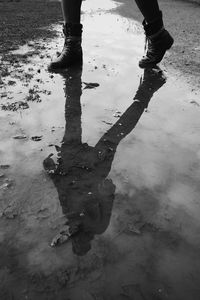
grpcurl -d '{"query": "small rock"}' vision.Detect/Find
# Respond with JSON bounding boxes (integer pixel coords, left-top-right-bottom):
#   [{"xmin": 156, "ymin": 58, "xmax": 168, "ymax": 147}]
[
  {"xmin": 8, "ymin": 80, "xmax": 16, "ymax": 86},
  {"xmin": 31, "ymin": 136, "xmax": 42, "ymax": 141},
  {"xmin": 0, "ymin": 183, "xmax": 10, "ymax": 190},
  {"xmin": 102, "ymin": 120, "xmax": 113, "ymax": 125},
  {"xmin": 113, "ymin": 112, "xmax": 121, "ymax": 118},
  {"xmin": 0, "ymin": 165, "xmax": 10, "ymax": 169},
  {"xmin": 3, "ymin": 207, "xmax": 18, "ymax": 219},
  {"xmin": 127, "ymin": 224, "xmax": 141, "ymax": 235},
  {"xmin": 190, "ymin": 100, "xmax": 200, "ymax": 107},
  {"xmin": 83, "ymin": 82, "xmax": 100, "ymax": 90},
  {"xmin": 13, "ymin": 135, "xmax": 27, "ymax": 140}
]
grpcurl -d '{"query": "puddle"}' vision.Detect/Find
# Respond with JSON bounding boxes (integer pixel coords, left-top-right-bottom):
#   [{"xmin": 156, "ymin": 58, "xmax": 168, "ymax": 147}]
[{"xmin": 0, "ymin": 0, "xmax": 200, "ymax": 299}]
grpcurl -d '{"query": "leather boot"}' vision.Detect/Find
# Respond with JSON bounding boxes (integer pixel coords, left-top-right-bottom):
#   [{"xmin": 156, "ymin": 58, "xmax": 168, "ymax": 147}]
[
  {"xmin": 139, "ymin": 12, "xmax": 174, "ymax": 68},
  {"xmin": 48, "ymin": 23, "xmax": 83, "ymax": 71}
]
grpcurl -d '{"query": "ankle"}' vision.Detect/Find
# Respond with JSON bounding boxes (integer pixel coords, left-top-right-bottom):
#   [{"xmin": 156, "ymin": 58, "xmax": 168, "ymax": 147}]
[
  {"xmin": 143, "ymin": 11, "xmax": 164, "ymax": 37},
  {"xmin": 63, "ymin": 23, "xmax": 83, "ymax": 37}
]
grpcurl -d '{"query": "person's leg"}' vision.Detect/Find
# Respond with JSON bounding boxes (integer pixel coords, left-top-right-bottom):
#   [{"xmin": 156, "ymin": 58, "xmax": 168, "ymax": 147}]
[
  {"xmin": 48, "ymin": 0, "xmax": 83, "ymax": 71},
  {"xmin": 61, "ymin": 0, "xmax": 82, "ymax": 24},
  {"xmin": 135, "ymin": 0, "xmax": 160, "ymax": 23},
  {"xmin": 134, "ymin": 0, "xmax": 174, "ymax": 68}
]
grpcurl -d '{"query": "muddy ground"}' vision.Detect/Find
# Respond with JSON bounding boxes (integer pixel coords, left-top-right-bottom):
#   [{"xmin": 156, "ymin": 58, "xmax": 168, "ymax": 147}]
[{"xmin": 0, "ymin": 0, "xmax": 200, "ymax": 300}]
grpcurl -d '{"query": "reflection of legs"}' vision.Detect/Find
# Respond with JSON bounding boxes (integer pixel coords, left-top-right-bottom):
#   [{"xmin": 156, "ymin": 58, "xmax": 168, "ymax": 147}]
[
  {"xmin": 48, "ymin": 0, "xmax": 83, "ymax": 71},
  {"xmin": 63, "ymin": 66, "xmax": 82, "ymax": 145},
  {"xmin": 134, "ymin": 0, "xmax": 174, "ymax": 68}
]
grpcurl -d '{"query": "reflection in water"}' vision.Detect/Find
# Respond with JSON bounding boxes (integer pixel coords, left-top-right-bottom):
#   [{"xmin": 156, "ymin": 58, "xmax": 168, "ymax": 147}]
[{"xmin": 44, "ymin": 66, "xmax": 166, "ymax": 256}]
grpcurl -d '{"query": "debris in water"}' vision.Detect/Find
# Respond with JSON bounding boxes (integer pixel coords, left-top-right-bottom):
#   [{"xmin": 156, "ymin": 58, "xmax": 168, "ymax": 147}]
[
  {"xmin": 190, "ymin": 100, "xmax": 200, "ymax": 107},
  {"xmin": 0, "ymin": 180, "xmax": 13, "ymax": 190},
  {"xmin": 1, "ymin": 92, "xmax": 7, "ymax": 98},
  {"xmin": 127, "ymin": 224, "xmax": 141, "ymax": 235},
  {"xmin": 83, "ymin": 82, "xmax": 100, "ymax": 90},
  {"xmin": 113, "ymin": 111, "xmax": 121, "ymax": 118},
  {"xmin": 1, "ymin": 101, "xmax": 29, "ymax": 111},
  {"xmin": 0, "ymin": 165, "xmax": 10, "ymax": 169},
  {"xmin": 3, "ymin": 207, "xmax": 18, "ymax": 219},
  {"xmin": 102, "ymin": 120, "xmax": 113, "ymax": 125},
  {"xmin": 31, "ymin": 136, "xmax": 43, "ymax": 141},
  {"xmin": 13, "ymin": 135, "xmax": 27, "ymax": 140},
  {"xmin": 26, "ymin": 88, "xmax": 41, "ymax": 103},
  {"xmin": 8, "ymin": 80, "xmax": 16, "ymax": 86},
  {"xmin": 51, "ymin": 229, "xmax": 71, "ymax": 247}
]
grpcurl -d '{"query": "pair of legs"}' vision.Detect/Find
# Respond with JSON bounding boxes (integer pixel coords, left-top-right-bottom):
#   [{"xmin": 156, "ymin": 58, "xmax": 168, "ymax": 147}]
[
  {"xmin": 48, "ymin": 0, "xmax": 173, "ymax": 70},
  {"xmin": 61, "ymin": 0, "xmax": 160, "ymax": 25}
]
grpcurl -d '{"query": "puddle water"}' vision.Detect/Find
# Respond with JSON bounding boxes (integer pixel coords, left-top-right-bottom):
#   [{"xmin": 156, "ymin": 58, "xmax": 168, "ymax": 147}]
[{"xmin": 1, "ymin": 0, "xmax": 200, "ymax": 299}]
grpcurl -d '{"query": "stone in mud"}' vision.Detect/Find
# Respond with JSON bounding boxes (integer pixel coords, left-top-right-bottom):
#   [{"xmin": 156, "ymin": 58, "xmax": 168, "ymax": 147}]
[
  {"xmin": 0, "ymin": 179, "xmax": 14, "ymax": 189},
  {"xmin": 50, "ymin": 231, "xmax": 71, "ymax": 247},
  {"xmin": 1, "ymin": 92, "xmax": 7, "ymax": 98},
  {"xmin": 102, "ymin": 120, "xmax": 113, "ymax": 125},
  {"xmin": 1, "ymin": 101, "xmax": 29, "ymax": 111},
  {"xmin": 0, "ymin": 183, "xmax": 9, "ymax": 190},
  {"xmin": 26, "ymin": 89, "xmax": 41, "ymax": 103},
  {"xmin": 13, "ymin": 135, "xmax": 27, "ymax": 139},
  {"xmin": 56, "ymin": 270, "xmax": 70, "ymax": 287},
  {"xmin": 127, "ymin": 224, "xmax": 141, "ymax": 235},
  {"xmin": 31, "ymin": 136, "xmax": 42, "ymax": 141},
  {"xmin": 0, "ymin": 165, "xmax": 10, "ymax": 169},
  {"xmin": 3, "ymin": 207, "xmax": 18, "ymax": 219},
  {"xmin": 8, "ymin": 80, "xmax": 16, "ymax": 86},
  {"xmin": 190, "ymin": 100, "xmax": 200, "ymax": 107},
  {"xmin": 113, "ymin": 111, "xmax": 121, "ymax": 118},
  {"xmin": 83, "ymin": 82, "xmax": 100, "ymax": 89}
]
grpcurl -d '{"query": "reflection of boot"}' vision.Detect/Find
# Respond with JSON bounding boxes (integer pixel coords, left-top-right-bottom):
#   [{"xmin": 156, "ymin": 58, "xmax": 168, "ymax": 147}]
[
  {"xmin": 134, "ymin": 67, "xmax": 166, "ymax": 107},
  {"xmin": 139, "ymin": 12, "xmax": 174, "ymax": 68},
  {"xmin": 48, "ymin": 23, "xmax": 83, "ymax": 71}
]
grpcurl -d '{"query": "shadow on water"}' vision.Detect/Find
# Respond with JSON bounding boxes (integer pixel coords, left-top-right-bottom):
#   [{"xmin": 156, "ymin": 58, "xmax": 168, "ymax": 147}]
[{"xmin": 43, "ymin": 65, "xmax": 166, "ymax": 256}]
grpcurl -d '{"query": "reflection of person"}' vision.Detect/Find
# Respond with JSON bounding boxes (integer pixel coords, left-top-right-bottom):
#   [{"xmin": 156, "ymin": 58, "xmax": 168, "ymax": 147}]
[
  {"xmin": 44, "ymin": 66, "xmax": 166, "ymax": 256},
  {"xmin": 48, "ymin": 0, "xmax": 173, "ymax": 71}
]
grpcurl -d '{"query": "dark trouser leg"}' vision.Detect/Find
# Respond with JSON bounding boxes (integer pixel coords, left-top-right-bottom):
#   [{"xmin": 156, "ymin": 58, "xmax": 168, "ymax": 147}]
[
  {"xmin": 61, "ymin": 0, "xmax": 82, "ymax": 24},
  {"xmin": 134, "ymin": 0, "xmax": 160, "ymax": 24}
]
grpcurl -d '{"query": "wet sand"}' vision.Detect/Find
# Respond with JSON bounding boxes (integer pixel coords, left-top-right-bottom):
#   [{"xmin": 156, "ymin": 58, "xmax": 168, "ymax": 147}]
[{"xmin": 0, "ymin": 0, "xmax": 200, "ymax": 299}]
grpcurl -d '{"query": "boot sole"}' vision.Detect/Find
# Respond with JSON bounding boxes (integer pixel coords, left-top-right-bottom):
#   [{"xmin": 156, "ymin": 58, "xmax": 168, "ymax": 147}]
[{"xmin": 48, "ymin": 58, "xmax": 83, "ymax": 73}]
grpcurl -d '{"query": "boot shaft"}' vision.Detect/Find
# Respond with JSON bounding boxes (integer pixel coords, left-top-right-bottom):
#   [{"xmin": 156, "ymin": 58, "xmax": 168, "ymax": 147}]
[
  {"xmin": 63, "ymin": 23, "xmax": 83, "ymax": 39},
  {"xmin": 142, "ymin": 11, "xmax": 164, "ymax": 38}
]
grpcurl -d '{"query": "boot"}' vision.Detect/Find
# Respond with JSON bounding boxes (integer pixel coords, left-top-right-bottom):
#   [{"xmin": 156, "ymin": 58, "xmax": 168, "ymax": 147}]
[
  {"xmin": 48, "ymin": 23, "xmax": 83, "ymax": 71},
  {"xmin": 139, "ymin": 12, "xmax": 174, "ymax": 68}
]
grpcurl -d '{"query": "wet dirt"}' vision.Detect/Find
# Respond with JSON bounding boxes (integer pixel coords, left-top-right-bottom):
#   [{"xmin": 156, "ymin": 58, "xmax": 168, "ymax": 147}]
[{"xmin": 1, "ymin": 0, "xmax": 200, "ymax": 300}]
